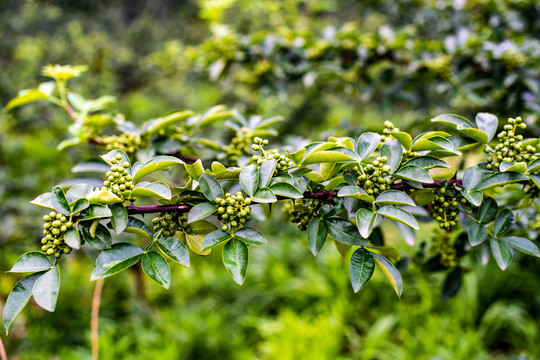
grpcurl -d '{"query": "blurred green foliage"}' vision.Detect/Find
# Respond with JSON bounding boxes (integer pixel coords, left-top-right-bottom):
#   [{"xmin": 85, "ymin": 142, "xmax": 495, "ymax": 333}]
[{"xmin": 1, "ymin": 0, "xmax": 539, "ymax": 359}]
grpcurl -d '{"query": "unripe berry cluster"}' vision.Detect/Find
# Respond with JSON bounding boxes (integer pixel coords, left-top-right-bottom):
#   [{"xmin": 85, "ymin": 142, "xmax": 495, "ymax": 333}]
[
  {"xmin": 152, "ymin": 212, "xmax": 179, "ymax": 237},
  {"xmin": 41, "ymin": 211, "xmax": 73, "ymax": 258},
  {"xmin": 215, "ymin": 192, "xmax": 252, "ymax": 231},
  {"xmin": 102, "ymin": 154, "xmax": 135, "ymax": 202},
  {"xmin": 432, "ymin": 233, "xmax": 458, "ymax": 268},
  {"xmin": 380, "ymin": 121, "xmax": 400, "ymax": 142},
  {"xmin": 485, "ymin": 117, "xmax": 537, "ymax": 170},
  {"xmin": 356, "ymin": 157, "xmax": 392, "ymax": 196},
  {"xmin": 431, "ymin": 185, "xmax": 465, "ymax": 231},
  {"xmin": 102, "ymin": 133, "xmax": 142, "ymax": 157},
  {"xmin": 225, "ymin": 127, "xmax": 252, "ymax": 165},
  {"xmin": 283, "ymin": 200, "xmax": 316, "ymax": 231},
  {"xmin": 252, "ymin": 137, "xmax": 292, "ymax": 173}
]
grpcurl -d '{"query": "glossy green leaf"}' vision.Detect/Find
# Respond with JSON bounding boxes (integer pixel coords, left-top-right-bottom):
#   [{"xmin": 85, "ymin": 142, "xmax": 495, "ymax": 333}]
[
  {"xmin": 234, "ymin": 227, "xmax": 266, "ymax": 246},
  {"xmin": 3, "ymin": 273, "xmax": 42, "ymax": 335},
  {"xmin": 5, "ymin": 89, "xmax": 48, "ymax": 111},
  {"xmin": 109, "ymin": 203, "xmax": 128, "ymax": 234},
  {"xmin": 380, "ymin": 140, "xmax": 402, "ymax": 173},
  {"xmin": 198, "ymin": 174, "xmax": 224, "ymax": 202},
  {"xmin": 369, "ymin": 246, "xmax": 401, "ymax": 262},
  {"xmin": 251, "ymin": 188, "xmax": 277, "ymax": 203},
  {"xmin": 259, "ymin": 159, "xmax": 277, "ymax": 188},
  {"xmin": 375, "ymin": 190, "xmax": 415, "ymax": 206},
  {"xmin": 9, "ymin": 252, "xmax": 52, "ymax": 273},
  {"xmin": 350, "ymin": 248, "xmax": 375, "ymax": 293},
  {"xmin": 301, "ymin": 149, "xmax": 358, "ymax": 165},
  {"xmin": 156, "ymin": 237, "xmax": 190, "ymax": 267},
  {"xmin": 85, "ymin": 190, "xmax": 123, "ymax": 204},
  {"xmin": 475, "ymin": 113, "xmax": 498, "ymax": 142},
  {"xmin": 474, "ymin": 172, "xmax": 528, "ymax": 190},
  {"xmin": 51, "ymin": 187, "xmax": 70, "ymax": 214},
  {"xmin": 431, "ymin": 113, "xmax": 475, "ymax": 129},
  {"xmin": 81, "ymin": 224, "xmax": 112, "ymax": 250},
  {"xmin": 377, "ymin": 206, "xmax": 419, "ymax": 230},
  {"xmin": 124, "ymin": 217, "xmax": 153, "ymax": 238},
  {"xmin": 132, "ymin": 156, "xmax": 184, "ymax": 181},
  {"xmin": 441, "ymin": 267, "xmax": 462, "ymax": 301},
  {"xmin": 269, "ymin": 182, "xmax": 303, "ymax": 198},
  {"xmin": 393, "ymin": 165, "xmax": 433, "ymax": 183},
  {"xmin": 32, "ymin": 266, "xmax": 60, "ymax": 312},
  {"xmin": 500, "ymin": 162, "xmax": 527, "ymax": 173},
  {"xmin": 201, "ymin": 230, "xmax": 231, "ymax": 251},
  {"xmin": 371, "ymin": 252, "xmax": 403, "ymax": 298},
  {"xmin": 240, "ymin": 164, "xmax": 259, "ymax": 197},
  {"xmin": 188, "ymin": 202, "xmax": 217, "ymax": 223},
  {"xmin": 462, "ymin": 166, "xmax": 484, "ymax": 191},
  {"xmin": 91, "ymin": 243, "xmax": 144, "ymax": 280},
  {"xmin": 131, "ymin": 181, "xmax": 172, "ymax": 200},
  {"xmin": 402, "ymin": 156, "xmax": 450, "ymax": 169},
  {"xmin": 184, "ymin": 159, "xmax": 205, "ymax": 179},
  {"xmin": 31, "ymin": 192, "xmax": 54, "ymax": 210},
  {"xmin": 357, "ymin": 132, "xmax": 381, "ymax": 160},
  {"xmin": 493, "ymin": 209, "xmax": 514, "ymax": 236},
  {"xmin": 490, "ymin": 237, "xmax": 513, "ymax": 270},
  {"xmin": 142, "ymin": 251, "xmax": 171, "ymax": 289},
  {"xmin": 526, "ymin": 158, "xmax": 540, "ymax": 173},
  {"xmin": 64, "ymin": 228, "xmax": 81, "ymax": 249},
  {"xmin": 356, "ymin": 209, "xmax": 377, "ymax": 238},
  {"xmin": 71, "ymin": 198, "xmax": 90, "ymax": 214},
  {"xmin": 458, "ymin": 128, "xmax": 489, "ymax": 143},
  {"xmin": 66, "ymin": 184, "xmax": 94, "ymax": 204},
  {"xmin": 326, "ymin": 217, "xmax": 366, "ymax": 246},
  {"xmin": 390, "ymin": 131, "xmax": 412, "ymax": 151},
  {"xmin": 100, "ymin": 149, "xmax": 130, "ymax": 169},
  {"xmin": 461, "ymin": 190, "xmax": 483, "ymax": 206},
  {"xmin": 79, "ymin": 204, "xmax": 112, "ymax": 221},
  {"xmin": 529, "ymin": 174, "xmax": 540, "ymax": 189},
  {"xmin": 500, "ymin": 236, "xmax": 540, "ymax": 257},
  {"xmin": 307, "ymin": 218, "xmax": 328, "ymax": 256},
  {"xmin": 467, "ymin": 222, "xmax": 487, "ymax": 246},
  {"xmin": 337, "ymin": 186, "xmax": 374, "ymax": 202},
  {"xmin": 477, "ymin": 197, "xmax": 498, "ymax": 223},
  {"xmin": 223, "ymin": 239, "xmax": 249, "ymax": 285}
]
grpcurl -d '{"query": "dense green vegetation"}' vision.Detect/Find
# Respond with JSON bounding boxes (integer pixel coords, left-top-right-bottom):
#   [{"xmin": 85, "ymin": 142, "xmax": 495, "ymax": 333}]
[{"xmin": 1, "ymin": 1, "xmax": 540, "ymax": 359}]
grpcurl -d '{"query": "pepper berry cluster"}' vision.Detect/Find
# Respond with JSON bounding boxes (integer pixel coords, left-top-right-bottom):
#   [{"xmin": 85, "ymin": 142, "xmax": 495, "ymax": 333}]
[
  {"xmin": 356, "ymin": 157, "xmax": 392, "ymax": 196},
  {"xmin": 252, "ymin": 137, "xmax": 292, "ymax": 173},
  {"xmin": 485, "ymin": 116, "xmax": 537, "ymax": 170},
  {"xmin": 225, "ymin": 127, "xmax": 252, "ymax": 165},
  {"xmin": 215, "ymin": 192, "xmax": 252, "ymax": 231},
  {"xmin": 152, "ymin": 212, "xmax": 179, "ymax": 237},
  {"xmin": 283, "ymin": 200, "xmax": 317, "ymax": 231},
  {"xmin": 102, "ymin": 154, "xmax": 135, "ymax": 202},
  {"xmin": 41, "ymin": 211, "xmax": 73, "ymax": 258},
  {"xmin": 431, "ymin": 185, "xmax": 465, "ymax": 231},
  {"xmin": 102, "ymin": 133, "xmax": 142, "ymax": 158},
  {"xmin": 380, "ymin": 121, "xmax": 400, "ymax": 142},
  {"xmin": 432, "ymin": 232, "xmax": 458, "ymax": 268}
]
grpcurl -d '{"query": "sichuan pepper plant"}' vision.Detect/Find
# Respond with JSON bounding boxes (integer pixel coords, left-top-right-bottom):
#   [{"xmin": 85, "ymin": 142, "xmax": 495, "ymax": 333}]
[{"xmin": 3, "ymin": 67, "xmax": 540, "ymax": 336}]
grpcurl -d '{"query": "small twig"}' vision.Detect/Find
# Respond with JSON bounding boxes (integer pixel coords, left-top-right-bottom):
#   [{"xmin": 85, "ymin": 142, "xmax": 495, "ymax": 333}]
[
  {"xmin": 91, "ymin": 279, "xmax": 104, "ymax": 360},
  {"xmin": 0, "ymin": 335, "xmax": 7, "ymax": 360}
]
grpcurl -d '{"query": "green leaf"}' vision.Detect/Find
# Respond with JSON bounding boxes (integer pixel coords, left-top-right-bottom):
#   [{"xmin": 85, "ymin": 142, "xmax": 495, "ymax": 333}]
[
  {"xmin": 477, "ymin": 197, "xmax": 498, "ymax": 223},
  {"xmin": 81, "ymin": 224, "xmax": 112, "ymax": 250},
  {"xmin": 190, "ymin": 219, "xmax": 218, "ymax": 234},
  {"xmin": 9, "ymin": 252, "xmax": 52, "ymax": 273},
  {"xmin": 490, "ymin": 237, "xmax": 513, "ymax": 270},
  {"xmin": 32, "ymin": 266, "xmax": 60, "ymax": 312},
  {"xmin": 500, "ymin": 236, "xmax": 540, "ymax": 257},
  {"xmin": 51, "ymin": 187, "xmax": 70, "ymax": 214},
  {"xmin": 3, "ymin": 273, "xmax": 42, "ymax": 335},
  {"xmin": 357, "ymin": 132, "xmax": 381, "ymax": 160},
  {"xmin": 5, "ymin": 89, "xmax": 48, "ymax": 111},
  {"xmin": 64, "ymin": 228, "xmax": 81, "ymax": 249},
  {"xmin": 529, "ymin": 174, "xmax": 540, "ymax": 189},
  {"xmin": 240, "ymin": 164, "xmax": 259, "ymax": 197},
  {"xmin": 475, "ymin": 113, "xmax": 498, "ymax": 143},
  {"xmin": 201, "ymin": 230, "xmax": 231, "ymax": 251},
  {"xmin": 441, "ymin": 267, "xmax": 462, "ymax": 301},
  {"xmin": 184, "ymin": 233, "xmax": 211, "ymax": 256},
  {"xmin": 222, "ymin": 239, "xmax": 249, "ymax": 285},
  {"xmin": 371, "ymin": 252, "xmax": 403, "ymax": 298},
  {"xmin": 402, "ymin": 156, "xmax": 450, "ymax": 169},
  {"xmin": 461, "ymin": 190, "xmax": 483, "ymax": 206},
  {"xmin": 326, "ymin": 218, "xmax": 366, "ymax": 246},
  {"xmin": 526, "ymin": 158, "xmax": 540, "ymax": 173},
  {"xmin": 462, "ymin": 166, "xmax": 484, "ymax": 191},
  {"xmin": 301, "ymin": 150, "xmax": 358, "ymax": 165},
  {"xmin": 251, "ymin": 188, "xmax": 277, "ymax": 203},
  {"xmin": 393, "ymin": 165, "xmax": 433, "ymax": 183},
  {"xmin": 350, "ymin": 248, "xmax": 375, "ymax": 293},
  {"xmin": 198, "ymin": 174, "xmax": 224, "ymax": 202},
  {"xmin": 431, "ymin": 114, "xmax": 475, "ymax": 129},
  {"xmin": 234, "ymin": 227, "xmax": 266, "ymax": 246},
  {"xmin": 184, "ymin": 159, "xmax": 205, "ymax": 179},
  {"xmin": 390, "ymin": 131, "xmax": 412, "ymax": 151},
  {"xmin": 132, "ymin": 156, "xmax": 184, "ymax": 182},
  {"xmin": 66, "ymin": 184, "xmax": 94, "ymax": 204},
  {"xmin": 187, "ymin": 202, "xmax": 217, "ymax": 223},
  {"xmin": 457, "ymin": 128, "xmax": 489, "ymax": 143},
  {"xmin": 124, "ymin": 217, "xmax": 153, "ymax": 238},
  {"xmin": 31, "ymin": 192, "xmax": 54, "ymax": 209},
  {"xmin": 307, "ymin": 218, "xmax": 328, "ymax": 256},
  {"xmin": 467, "ymin": 222, "xmax": 487, "ymax": 246},
  {"xmin": 474, "ymin": 172, "xmax": 528, "ymax": 190},
  {"xmin": 500, "ymin": 162, "xmax": 527, "ymax": 173},
  {"xmin": 493, "ymin": 209, "xmax": 514, "ymax": 236},
  {"xmin": 259, "ymin": 159, "xmax": 277, "ymax": 188},
  {"xmin": 375, "ymin": 190, "xmax": 415, "ymax": 206},
  {"xmin": 109, "ymin": 203, "xmax": 128, "ymax": 234},
  {"xmin": 156, "ymin": 237, "xmax": 190, "ymax": 267},
  {"xmin": 79, "ymin": 204, "xmax": 112, "ymax": 221},
  {"xmin": 91, "ymin": 243, "xmax": 144, "ymax": 280},
  {"xmin": 356, "ymin": 209, "xmax": 377, "ymax": 238},
  {"xmin": 141, "ymin": 251, "xmax": 171, "ymax": 289},
  {"xmin": 131, "ymin": 182, "xmax": 172, "ymax": 200},
  {"xmin": 71, "ymin": 198, "xmax": 90, "ymax": 214},
  {"xmin": 100, "ymin": 150, "xmax": 131, "ymax": 169},
  {"xmin": 377, "ymin": 206, "xmax": 419, "ymax": 230},
  {"xmin": 269, "ymin": 182, "xmax": 303, "ymax": 198},
  {"xmin": 380, "ymin": 140, "xmax": 403, "ymax": 173},
  {"xmin": 369, "ymin": 246, "xmax": 401, "ymax": 262},
  {"xmin": 337, "ymin": 186, "xmax": 374, "ymax": 202},
  {"xmin": 85, "ymin": 190, "xmax": 123, "ymax": 204}
]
